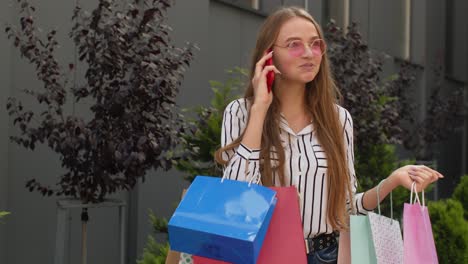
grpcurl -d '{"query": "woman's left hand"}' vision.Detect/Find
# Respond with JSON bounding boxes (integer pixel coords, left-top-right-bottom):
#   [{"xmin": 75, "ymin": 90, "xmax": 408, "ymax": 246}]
[{"xmin": 390, "ymin": 165, "xmax": 444, "ymax": 192}]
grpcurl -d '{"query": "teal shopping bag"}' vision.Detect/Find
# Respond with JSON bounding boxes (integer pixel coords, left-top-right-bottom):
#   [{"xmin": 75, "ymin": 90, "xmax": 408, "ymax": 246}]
[{"xmin": 350, "ymin": 215, "xmax": 377, "ymax": 264}]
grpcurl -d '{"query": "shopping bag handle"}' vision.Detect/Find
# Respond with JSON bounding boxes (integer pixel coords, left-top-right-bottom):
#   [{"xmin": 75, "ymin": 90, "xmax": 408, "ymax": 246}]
[
  {"xmin": 376, "ymin": 179, "xmax": 394, "ymax": 220},
  {"xmin": 410, "ymin": 181, "xmax": 425, "ymax": 207},
  {"xmin": 221, "ymin": 167, "xmax": 261, "ymax": 186},
  {"xmin": 247, "ymin": 173, "xmax": 261, "ymax": 186}
]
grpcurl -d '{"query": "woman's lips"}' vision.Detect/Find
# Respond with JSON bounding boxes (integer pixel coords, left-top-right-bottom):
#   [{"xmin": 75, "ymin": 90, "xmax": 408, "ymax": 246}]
[{"xmin": 299, "ymin": 63, "xmax": 315, "ymax": 71}]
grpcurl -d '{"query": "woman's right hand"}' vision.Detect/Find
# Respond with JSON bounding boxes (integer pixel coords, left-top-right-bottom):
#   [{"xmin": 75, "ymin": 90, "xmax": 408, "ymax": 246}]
[{"xmin": 251, "ymin": 50, "xmax": 281, "ymax": 109}]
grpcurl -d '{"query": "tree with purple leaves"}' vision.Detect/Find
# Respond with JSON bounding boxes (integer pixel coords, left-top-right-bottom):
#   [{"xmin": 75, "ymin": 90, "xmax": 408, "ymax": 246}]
[{"xmin": 5, "ymin": 0, "xmax": 197, "ymax": 204}]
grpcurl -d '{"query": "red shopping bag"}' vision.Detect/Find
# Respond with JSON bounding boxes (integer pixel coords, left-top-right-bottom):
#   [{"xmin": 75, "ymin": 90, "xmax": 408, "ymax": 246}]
[
  {"xmin": 256, "ymin": 186, "xmax": 307, "ymax": 263},
  {"xmin": 193, "ymin": 186, "xmax": 307, "ymax": 264},
  {"xmin": 403, "ymin": 182, "xmax": 438, "ymax": 264},
  {"xmin": 192, "ymin": 255, "xmax": 230, "ymax": 264}
]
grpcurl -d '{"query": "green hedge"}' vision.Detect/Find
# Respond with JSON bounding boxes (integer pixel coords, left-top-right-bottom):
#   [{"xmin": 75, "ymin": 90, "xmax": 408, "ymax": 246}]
[
  {"xmin": 428, "ymin": 175, "xmax": 468, "ymax": 264},
  {"xmin": 0, "ymin": 211, "xmax": 10, "ymax": 223},
  {"xmin": 453, "ymin": 175, "xmax": 468, "ymax": 220},
  {"xmin": 137, "ymin": 211, "xmax": 170, "ymax": 264}
]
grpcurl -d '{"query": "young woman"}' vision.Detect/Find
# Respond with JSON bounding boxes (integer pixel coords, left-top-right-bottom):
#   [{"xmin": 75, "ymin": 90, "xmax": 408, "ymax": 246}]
[{"xmin": 215, "ymin": 6, "xmax": 443, "ymax": 264}]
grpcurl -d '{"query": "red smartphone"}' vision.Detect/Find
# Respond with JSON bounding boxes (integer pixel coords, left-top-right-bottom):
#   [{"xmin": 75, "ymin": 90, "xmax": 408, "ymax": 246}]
[{"xmin": 265, "ymin": 47, "xmax": 275, "ymax": 93}]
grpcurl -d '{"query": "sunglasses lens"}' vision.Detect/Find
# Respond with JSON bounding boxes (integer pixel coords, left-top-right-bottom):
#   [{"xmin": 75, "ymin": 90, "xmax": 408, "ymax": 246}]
[
  {"xmin": 288, "ymin": 41, "xmax": 304, "ymax": 57},
  {"xmin": 311, "ymin": 40, "xmax": 325, "ymax": 55}
]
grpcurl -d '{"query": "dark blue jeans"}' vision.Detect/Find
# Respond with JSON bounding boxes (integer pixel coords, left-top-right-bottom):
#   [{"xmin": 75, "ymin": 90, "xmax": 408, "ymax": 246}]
[{"xmin": 306, "ymin": 241, "xmax": 338, "ymax": 264}]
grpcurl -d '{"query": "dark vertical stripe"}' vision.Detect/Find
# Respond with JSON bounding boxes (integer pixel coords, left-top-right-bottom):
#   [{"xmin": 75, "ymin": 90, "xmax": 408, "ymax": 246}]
[
  {"xmin": 272, "ymin": 170, "xmax": 276, "ymax": 185},
  {"xmin": 235, "ymin": 101, "xmax": 241, "ymax": 138},
  {"xmin": 345, "ymin": 130, "xmax": 350, "ymax": 146},
  {"xmin": 300, "ymin": 135, "xmax": 310, "ymax": 201},
  {"xmin": 228, "ymin": 102, "xmax": 235, "ymax": 141},
  {"xmin": 298, "ymin": 156, "xmax": 302, "ymax": 172},
  {"xmin": 288, "ymin": 134, "xmax": 293, "ymax": 187},
  {"xmin": 252, "ymin": 162, "xmax": 258, "ymax": 183},
  {"xmin": 342, "ymin": 108, "xmax": 348, "ymax": 133},
  {"xmin": 298, "ymin": 157, "xmax": 302, "ymax": 192},
  {"xmin": 325, "ymin": 180, "xmax": 331, "ymax": 234},
  {"xmin": 317, "ymin": 172, "xmax": 325, "ymax": 234},
  {"xmin": 302, "ymin": 135, "xmax": 311, "ymax": 173},
  {"xmin": 235, "ymin": 158, "xmax": 243, "ymax": 181},
  {"xmin": 223, "ymin": 110, "xmax": 228, "ymax": 146},
  {"xmin": 237, "ymin": 116, "xmax": 241, "ymax": 137},
  {"xmin": 295, "ymin": 137, "xmax": 302, "ymax": 191},
  {"xmin": 238, "ymin": 99, "xmax": 246, "ymax": 124},
  {"xmin": 228, "ymin": 159, "xmax": 237, "ymax": 180},
  {"xmin": 252, "ymin": 162, "xmax": 257, "ymax": 179}
]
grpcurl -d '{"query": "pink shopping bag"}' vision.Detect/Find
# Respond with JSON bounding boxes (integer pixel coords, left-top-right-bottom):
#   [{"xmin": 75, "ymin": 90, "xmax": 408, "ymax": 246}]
[
  {"xmin": 403, "ymin": 182, "xmax": 438, "ymax": 264},
  {"xmin": 193, "ymin": 186, "xmax": 307, "ymax": 264}
]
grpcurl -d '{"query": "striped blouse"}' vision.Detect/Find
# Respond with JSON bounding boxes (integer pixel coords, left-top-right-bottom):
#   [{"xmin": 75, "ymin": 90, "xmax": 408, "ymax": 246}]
[{"xmin": 221, "ymin": 98, "xmax": 372, "ymax": 239}]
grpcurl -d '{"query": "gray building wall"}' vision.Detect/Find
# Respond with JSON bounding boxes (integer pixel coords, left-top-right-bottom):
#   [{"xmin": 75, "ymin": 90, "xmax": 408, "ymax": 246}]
[
  {"xmin": 0, "ymin": 0, "xmax": 268, "ymax": 263},
  {"xmin": 0, "ymin": 0, "xmax": 12, "ymax": 262},
  {"xmin": 1, "ymin": 0, "xmax": 467, "ymax": 264}
]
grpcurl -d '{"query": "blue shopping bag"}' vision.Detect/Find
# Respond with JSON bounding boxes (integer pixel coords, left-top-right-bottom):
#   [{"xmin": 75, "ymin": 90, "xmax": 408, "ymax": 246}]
[{"xmin": 168, "ymin": 175, "xmax": 277, "ymax": 264}]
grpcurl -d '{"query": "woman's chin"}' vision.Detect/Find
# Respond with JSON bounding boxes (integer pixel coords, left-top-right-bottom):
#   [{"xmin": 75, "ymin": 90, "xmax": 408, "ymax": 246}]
[
  {"xmin": 300, "ymin": 74, "xmax": 317, "ymax": 83},
  {"xmin": 280, "ymin": 72, "xmax": 318, "ymax": 84}
]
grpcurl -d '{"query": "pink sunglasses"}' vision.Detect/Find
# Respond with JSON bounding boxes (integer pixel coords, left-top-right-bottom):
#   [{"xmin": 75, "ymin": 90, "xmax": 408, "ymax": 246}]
[{"xmin": 274, "ymin": 39, "xmax": 327, "ymax": 57}]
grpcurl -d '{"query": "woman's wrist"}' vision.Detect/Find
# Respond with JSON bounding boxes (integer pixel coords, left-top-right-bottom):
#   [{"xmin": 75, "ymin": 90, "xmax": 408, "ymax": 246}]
[
  {"xmin": 241, "ymin": 103, "xmax": 269, "ymax": 150},
  {"xmin": 250, "ymin": 103, "xmax": 270, "ymax": 116},
  {"xmin": 387, "ymin": 171, "xmax": 402, "ymax": 190}
]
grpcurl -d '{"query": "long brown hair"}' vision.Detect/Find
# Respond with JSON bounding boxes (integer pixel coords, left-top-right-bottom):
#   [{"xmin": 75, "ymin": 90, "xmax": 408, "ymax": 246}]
[{"xmin": 214, "ymin": 6, "xmax": 354, "ymax": 231}]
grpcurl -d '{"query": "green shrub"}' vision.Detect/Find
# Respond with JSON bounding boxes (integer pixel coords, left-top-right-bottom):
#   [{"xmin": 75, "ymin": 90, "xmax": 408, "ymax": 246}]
[
  {"xmin": 0, "ymin": 211, "xmax": 10, "ymax": 223},
  {"xmin": 137, "ymin": 236, "xmax": 170, "ymax": 264},
  {"xmin": 428, "ymin": 198, "xmax": 468, "ymax": 264},
  {"xmin": 453, "ymin": 175, "xmax": 468, "ymax": 220},
  {"xmin": 137, "ymin": 210, "xmax": 170, "ymax": 264}
]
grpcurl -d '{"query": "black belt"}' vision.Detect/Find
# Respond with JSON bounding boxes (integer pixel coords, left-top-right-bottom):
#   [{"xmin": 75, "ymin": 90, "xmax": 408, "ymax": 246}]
[{"xmin": 305, "ymin": 233, "xmax": 338, "ymax": 254}]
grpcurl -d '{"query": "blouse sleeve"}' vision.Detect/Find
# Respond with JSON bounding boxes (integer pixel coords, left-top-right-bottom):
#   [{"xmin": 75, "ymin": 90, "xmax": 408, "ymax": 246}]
[
  {"xmin": 220, "ymin": 99, "xmax": 261, "ymax": 183},
  {"xmin": 342, "ymin": 108, "xmax": 373, "ymax": 215}
]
